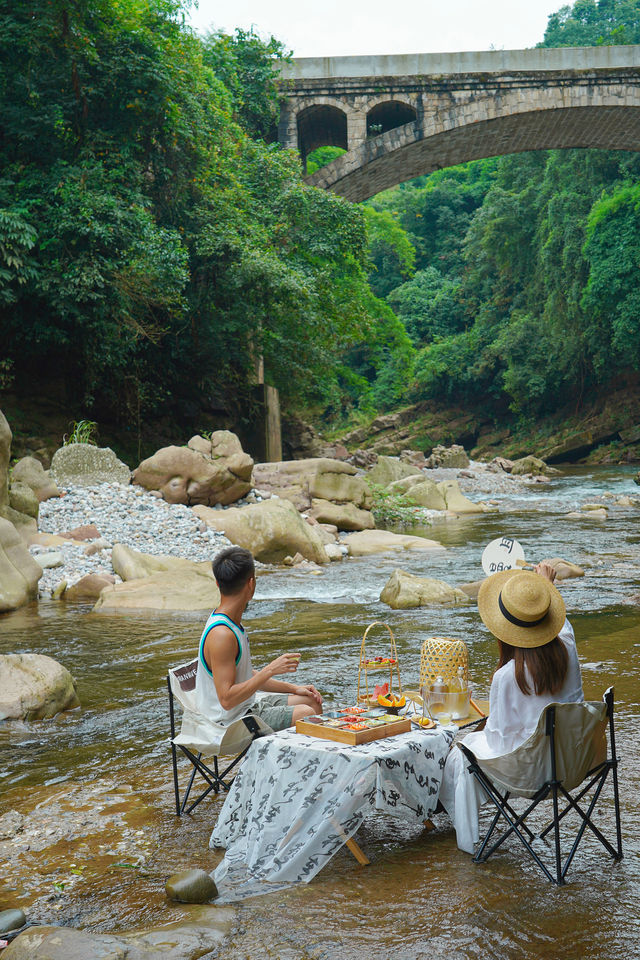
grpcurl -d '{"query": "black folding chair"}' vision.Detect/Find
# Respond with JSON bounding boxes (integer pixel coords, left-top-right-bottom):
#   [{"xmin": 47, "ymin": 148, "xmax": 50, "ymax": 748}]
[
  {"xmin": 458, "ymin": 687, "xmax": 622, "ymax": 885},
  {"xmin": 168, "ymin": 659, "xmax": 271, "ymax": 816}
]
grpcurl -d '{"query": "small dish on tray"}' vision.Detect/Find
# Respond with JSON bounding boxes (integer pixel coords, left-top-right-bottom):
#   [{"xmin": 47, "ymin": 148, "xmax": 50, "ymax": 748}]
[{"xmin": 411, "ymin": 716, "xmax": 436, "ymax": 730}]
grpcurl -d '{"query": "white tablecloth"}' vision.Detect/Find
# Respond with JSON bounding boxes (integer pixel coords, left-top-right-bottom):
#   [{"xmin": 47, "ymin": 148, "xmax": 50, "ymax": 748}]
[{"xmin": 210, "ymin": 725, "xmax": 454, "ymax": 901}]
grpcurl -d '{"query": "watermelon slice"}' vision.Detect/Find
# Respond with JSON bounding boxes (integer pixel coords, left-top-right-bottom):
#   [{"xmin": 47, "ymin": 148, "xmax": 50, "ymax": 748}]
[{"xmin": 374, "ymin": 682, "xmax": 389, "ymax": 697}]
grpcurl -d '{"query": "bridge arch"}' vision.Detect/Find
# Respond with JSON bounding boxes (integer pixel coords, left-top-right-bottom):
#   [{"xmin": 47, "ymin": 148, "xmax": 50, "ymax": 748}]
[
  {"xmin": 365, "ymin": 98, "xmax": 417, "ymax": 138},
  {"xmin": 305, "ymin": 82, "xmax": 640, "ymax": 201},
  {"xmin": 295, "ymin": 100, "xmax": 349, "ymax": 164}
]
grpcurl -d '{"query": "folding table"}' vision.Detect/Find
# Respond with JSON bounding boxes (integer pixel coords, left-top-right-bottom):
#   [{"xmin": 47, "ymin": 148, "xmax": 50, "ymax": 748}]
[{"xmin": 210, "ymin": 724, "xmax": 455, "ymax": 901}]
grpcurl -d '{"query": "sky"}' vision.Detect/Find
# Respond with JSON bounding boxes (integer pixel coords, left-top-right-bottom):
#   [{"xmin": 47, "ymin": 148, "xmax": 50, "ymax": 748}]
[{"xmin": 186, "ymin": 0, "xmax": 565, "ymax": 58}]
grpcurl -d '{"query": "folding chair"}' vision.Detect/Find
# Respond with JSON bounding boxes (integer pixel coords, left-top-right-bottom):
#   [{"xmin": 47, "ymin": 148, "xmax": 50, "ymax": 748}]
[
  {"xmin": 168, "ymin": 659, "xmax": 272, "ymax": 816},
  {"xmin": 457, "ymin": 686, "xmax": 622, "ymax": 885}
]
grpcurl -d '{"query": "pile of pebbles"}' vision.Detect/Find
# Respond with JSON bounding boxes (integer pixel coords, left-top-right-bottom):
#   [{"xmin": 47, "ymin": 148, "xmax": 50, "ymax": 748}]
[{"xmin": 33, "ymin": 482, "xmax": 231, "ymax": 597}]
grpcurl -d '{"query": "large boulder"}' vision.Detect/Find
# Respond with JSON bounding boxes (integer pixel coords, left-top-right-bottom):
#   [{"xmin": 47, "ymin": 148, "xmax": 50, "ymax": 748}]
[
  {"xmin": 193, "ymin": 498, "xmax": 329, "ymax": 564},
  {"xmin": 10, "ymin": 456, "xmax": 60, "ymax": 502},
  {"xmin": 111, "ymin": 543, "xmax": 214, "ymax": 581},
  {"xmin": 0, "ymin": 518, "xmax": 42, "ymax": 612},
  {"xmin": 425, "ymin": 444, "xmax": 470, "ymax": 469},
  {"xmin": 308, "ymin": 498, "xmax": 375, "ymax": 531},
  {"xmin": 2, "ymin": 913, "xmax": 233, "ymax": 960},
  {"xmin": 342, "ymin": 529, "xmax": 444, "ymax": 557},
  {"xmin": 64, "ymin": 574, "xmax": 116, "ymax": 602},
  {"xmin": 3, "ymin": 506, "xmax": 37, "ymax": 538},
  {"xmin": 0, "ymin": 408, "xmax": 12, "ymax": 516},
  {"xmin": 0, "ymin": 653, "xmax": 79, "ymax": 720},
  {"xmin": 50, "ymin": 444, "xmax": 131, "ymax": 486},
  {"xmin": 8, "ymin": 481, "xmax": 39, "ymax": 519},
  {"xmin": 510, "ymin": 455, "xmax": 554, "ymax": 477},
  {"xmin": 252, "ymin": 458, "xmax": 372, "ymax": 513},
  {"xmin": 133, "ymin": 432, "xmax": 253, "ymax": 506},
  {"xmin": 387, "ymin": 475, "xmax": 447, "ymax": 510},
  {"xmin": 541, "ymin": 557, "xmax": 585, "ymax": 580},
  {"xmin": 437, "ymin": 478, "xmax": 487, "ymax": 514},
  {"xmin": 379, "ymin": 569, "xmax": 472, "ymax": 609},
  {"xmin": 407, "ymin": 481, "xmax": 449, "ymax": 510},
  {"xmin": 367, "ymin": 456, "xmax": 422, "ymax": 487},
  {"xmin": 94, "ymin": 569, "xmax": 220, "ymax": 613}
]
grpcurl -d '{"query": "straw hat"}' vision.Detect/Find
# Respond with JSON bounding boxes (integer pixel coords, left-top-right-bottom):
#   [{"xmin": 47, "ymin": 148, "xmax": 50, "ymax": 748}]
[{"xmin": 477, "ymin": 569, "xmax": 566, "ymax": 648}]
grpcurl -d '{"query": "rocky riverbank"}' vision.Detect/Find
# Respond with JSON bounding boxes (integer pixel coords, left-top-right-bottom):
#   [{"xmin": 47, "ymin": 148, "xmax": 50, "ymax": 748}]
[{"xmin": 33, "ymin": 482, "xmax": 231, "ymax": 598}]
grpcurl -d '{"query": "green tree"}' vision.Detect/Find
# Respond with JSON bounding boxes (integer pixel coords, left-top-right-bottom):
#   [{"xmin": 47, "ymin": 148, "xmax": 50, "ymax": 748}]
[
  {"xmin": 542, "ymin": 0, "xmax": 640, "ymax": 47},
  {"xmin": 201, "ymin": 28, "xmax": 288, "ymax": 139},
  {"xmin": 582, "ymin": 182, "xmax": 640, "ymax": 373},
  {"xmin": 0, "ymin": 0, "xmax": 387, "ymax": 427},
  {"xmin": 388, "ymin": 267, "xmax": 465, "ymax": 345},
  {"xmin": 363, "ymin": 206, "xmax": 415, "ymax": 298}
]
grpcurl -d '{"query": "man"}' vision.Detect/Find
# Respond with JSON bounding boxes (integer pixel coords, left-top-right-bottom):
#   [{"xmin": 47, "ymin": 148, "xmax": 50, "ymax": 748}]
[{"xmin": 194, "ymin": 546, "xmax": 322, "ymax": 731}]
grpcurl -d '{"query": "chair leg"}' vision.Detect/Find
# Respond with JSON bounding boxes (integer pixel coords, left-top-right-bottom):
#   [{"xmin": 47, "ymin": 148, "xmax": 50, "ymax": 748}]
[
  {"xmin": 181, "ymin": 754, "xmax": 203, "ymax": 813},
  {"xmin": 174, "ymin": 743, "xmax": 255, "ymax": 816},
  {"xmin": 550, "ymin": 781, "xmax": 564, "ymax": 885},
  {"xmin": 539, "ymin": 765, "xmax": 605, "ymax": 837},
  {"xmin": 611, "ymin": 759, "xmax": 623, "ymax": 859},
  {"xmin": 171, "ymin": 741, "xmax": 181, "ymax": 817}
]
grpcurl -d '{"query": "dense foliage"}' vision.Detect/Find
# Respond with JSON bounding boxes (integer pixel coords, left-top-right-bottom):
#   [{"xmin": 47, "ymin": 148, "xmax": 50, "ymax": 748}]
[
  {"xmin": 3, "ymin": 0, "xmax": 640, "ymax": 437},
  {"xmin": 352, "ymin": 0, "xmax": 640, "ymax": 420},
  {"xmin": 0, "ymin": 0, "xmax": 395, "ymax": 429}
]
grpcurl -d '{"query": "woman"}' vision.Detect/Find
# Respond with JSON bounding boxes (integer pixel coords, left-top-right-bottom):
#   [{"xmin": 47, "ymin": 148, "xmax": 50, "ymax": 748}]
[{"xmin": 439, "ymin": 562, "xmax": 583, "ymax": 853}]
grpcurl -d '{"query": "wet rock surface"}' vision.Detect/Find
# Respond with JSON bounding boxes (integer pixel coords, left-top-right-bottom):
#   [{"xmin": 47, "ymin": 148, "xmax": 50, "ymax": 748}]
[
  {"xmin": 0, "ymin": 517, "xmax": 42, "ymax": 612},
  {"xmin": 3, "ymin": 917, "xmax": 232, "ymax": 960},
  {"xmin": 342, "ymin": 529, "xmax": 444, "ymax": 556},
  {"xmin": 0, "ymin": 908, "xmax": 26, "ymax": 935},
  {"xmin": 0, "ymin": 653, "xmax": 79, "ymax": 720},
  {"xmin": 379, "ymin": 569, "xmax": 473, "ymax": 609},
  {"xmin": 94, "ymin": 567, "xmax": 220, "ymax": 613},
  {"xmin": 165, "ymin": 869, "xmax": 218, "ymax": 904}
]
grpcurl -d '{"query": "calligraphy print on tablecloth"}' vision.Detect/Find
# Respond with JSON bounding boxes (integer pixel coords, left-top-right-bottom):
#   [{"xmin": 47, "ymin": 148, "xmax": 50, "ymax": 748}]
[{"xmin": 210, "ymin": 727, "xmax": 454, "ymax": 901}]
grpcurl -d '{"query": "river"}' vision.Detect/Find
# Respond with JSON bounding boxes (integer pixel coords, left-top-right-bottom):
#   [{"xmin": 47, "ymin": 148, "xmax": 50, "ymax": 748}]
[{"xmin": 1, "ymin": 465, "xmax": 639, "ymax": 959}]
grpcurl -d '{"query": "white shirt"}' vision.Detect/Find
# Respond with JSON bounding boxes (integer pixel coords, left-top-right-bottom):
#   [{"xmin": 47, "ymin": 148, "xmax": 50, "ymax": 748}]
[
  {"xmin": 439, "ymin": 618, "xmax": 583, "ymax": 853},
  {"xmin": 195, "ymin": 612, "xmax": 256, "ymax": 725},
  {"xmin": 466, "ymin": 618, "xmax": 583, "ymax": 760}
]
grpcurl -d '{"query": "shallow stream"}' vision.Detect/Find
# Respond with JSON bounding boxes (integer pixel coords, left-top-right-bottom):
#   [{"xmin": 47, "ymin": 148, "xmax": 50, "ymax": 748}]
[{"xmin": 1, "ymin": 465, "xmax": 639, "ymax": 959}]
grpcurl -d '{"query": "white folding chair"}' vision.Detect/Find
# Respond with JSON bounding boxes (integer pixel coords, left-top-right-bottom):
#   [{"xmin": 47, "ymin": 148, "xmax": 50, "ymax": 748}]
[
  {"xmin": 167, "ymin": 659, "xmax": 272, "ymax": 816},
  {"xmin": 457, "ymin": 687, "xmax": 622, "ymax": 884}
]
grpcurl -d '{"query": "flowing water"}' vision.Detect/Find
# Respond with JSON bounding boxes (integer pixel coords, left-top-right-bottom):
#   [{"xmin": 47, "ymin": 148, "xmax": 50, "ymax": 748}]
[{"xmin": 1, "ymin": 466, "xmax": 639, "ymax": 958}]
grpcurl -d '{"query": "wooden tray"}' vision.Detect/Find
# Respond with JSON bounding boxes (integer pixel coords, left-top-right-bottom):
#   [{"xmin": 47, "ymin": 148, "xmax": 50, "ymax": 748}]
[{"xmin": 296, "ymin": 716, "xmax": 411, "ymax": 745}]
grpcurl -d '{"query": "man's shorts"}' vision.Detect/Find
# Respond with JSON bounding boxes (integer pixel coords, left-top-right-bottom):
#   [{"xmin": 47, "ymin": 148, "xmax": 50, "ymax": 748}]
[{"xmin": 250, "ymin": 693, "xmax": 295, "ymax": 732}]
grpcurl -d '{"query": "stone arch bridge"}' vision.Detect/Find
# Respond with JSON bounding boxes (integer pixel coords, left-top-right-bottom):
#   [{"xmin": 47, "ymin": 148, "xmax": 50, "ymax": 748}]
[{"xmin": 277, "ymin": 46, "xmax": 640, "ymax": 201}]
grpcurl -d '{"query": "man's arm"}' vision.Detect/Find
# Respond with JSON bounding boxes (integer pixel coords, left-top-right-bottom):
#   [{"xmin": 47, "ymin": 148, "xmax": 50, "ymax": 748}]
[
  {"xmin": 261, "ymin": 676, "xmax": 323, "ymax": 707},
  {"xmin": 205, "ymin": 626, "xmax": 301, "ymax": 711}
]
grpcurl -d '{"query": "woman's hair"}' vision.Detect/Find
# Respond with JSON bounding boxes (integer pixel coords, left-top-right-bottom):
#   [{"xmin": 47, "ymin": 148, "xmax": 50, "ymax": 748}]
[{"xmin": 496, "ymin": 636, "xmax": 569, "ymax": 696}]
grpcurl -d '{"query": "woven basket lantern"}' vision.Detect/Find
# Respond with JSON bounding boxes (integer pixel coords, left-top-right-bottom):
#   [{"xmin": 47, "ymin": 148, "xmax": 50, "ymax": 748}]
[
  {"xmin": 419, "ymin": 637, "xmax": 469, "ymax": 688},
  {"xmin": 356, "ymin": 621, "xmax": 402, "ymax": 706}
]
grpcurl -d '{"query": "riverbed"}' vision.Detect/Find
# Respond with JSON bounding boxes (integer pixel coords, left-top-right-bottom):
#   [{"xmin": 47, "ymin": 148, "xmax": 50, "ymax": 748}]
[{"xmin": 1, "ymin": 465, "xmax": 639, "ymax": 959}]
